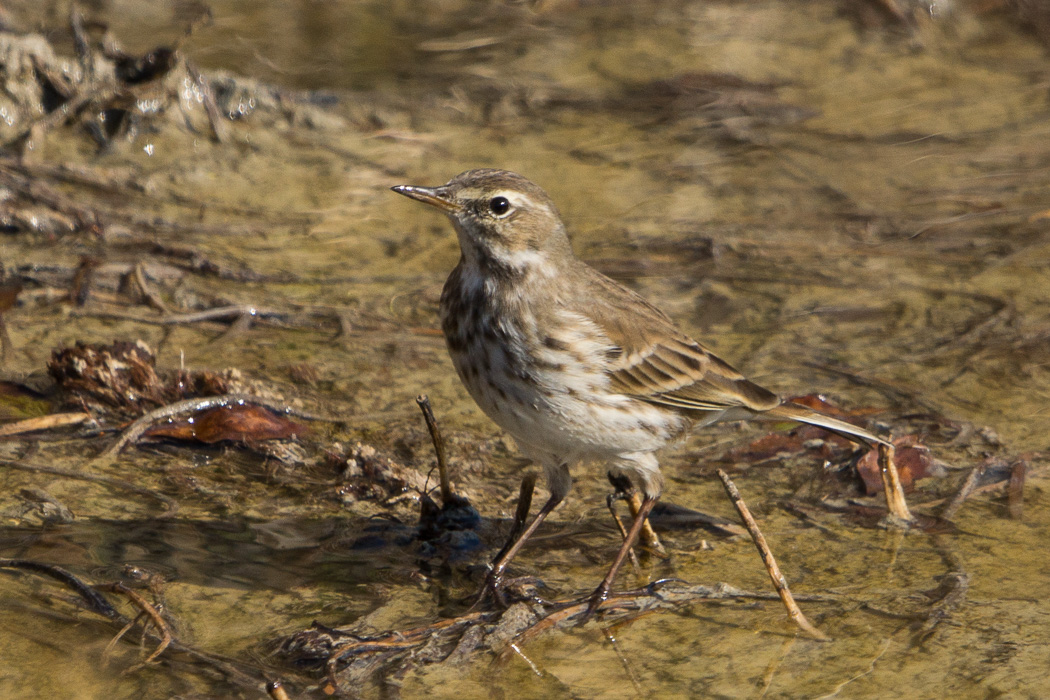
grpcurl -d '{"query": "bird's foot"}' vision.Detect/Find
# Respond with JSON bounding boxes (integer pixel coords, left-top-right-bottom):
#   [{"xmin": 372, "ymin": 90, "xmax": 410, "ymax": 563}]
[
  {"xmin": 475, "ymin": 569, "xmax": 547, "ymax": 610},
  {"xmin": 577, "ymin": 582, "xmax": 611, "ymax": 623},
  {"xmin": 475, "ymin": 568, "xmax": 509, "ymax": 609}
]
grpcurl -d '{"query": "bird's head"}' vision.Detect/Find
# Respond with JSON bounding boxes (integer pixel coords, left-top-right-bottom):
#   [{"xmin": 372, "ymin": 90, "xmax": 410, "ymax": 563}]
[{"xmin": 393, "ymin": 169, "xmax": 573, "ymax": 274}]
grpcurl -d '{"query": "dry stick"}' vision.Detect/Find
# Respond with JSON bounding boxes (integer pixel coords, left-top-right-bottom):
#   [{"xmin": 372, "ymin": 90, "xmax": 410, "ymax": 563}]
[
  {"xmin": 0, "ymin": 412, "xmax": 91, "ymax": 437},
  {"xmin": 266, "ymin": 681, "xmax": 292, "ymax": 700},
  {"xmin": 716, "ymin": 469, "xmax": 828, "ymax": 641},
  {"xmin": 939, "ymin": 462, "xmax": 987, "ymax": 521},
  {"xmin": 498, "ymin": 581, "xmax": 831, "ymax": 656},
  {"xmin": 416, "ymin": 395, "xmax": 452, "ymax": 504},
  {"xmin": 1007, "ymin": 459, "xmax": 1028, "ymax": 520},
  {"xmin": 877, "ymin": 444, "xmax": 915, "ymax": 524}
]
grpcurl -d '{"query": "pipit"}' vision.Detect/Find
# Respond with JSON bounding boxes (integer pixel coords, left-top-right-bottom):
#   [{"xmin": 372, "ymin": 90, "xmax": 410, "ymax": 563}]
[{"xmin": 393, "ymin": 169, "xmax": 889, "ymax": 613}]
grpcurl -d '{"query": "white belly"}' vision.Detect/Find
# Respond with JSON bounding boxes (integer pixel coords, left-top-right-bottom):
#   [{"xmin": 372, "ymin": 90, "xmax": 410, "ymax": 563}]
[{"xmin": 449, "ymin": 312, "xmax": 687, "ymax": 464}]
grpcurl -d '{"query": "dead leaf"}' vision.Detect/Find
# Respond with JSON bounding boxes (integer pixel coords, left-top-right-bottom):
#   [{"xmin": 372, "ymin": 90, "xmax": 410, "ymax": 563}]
[
  {"xmin": 856, "ymin": 436, "xmax": 935, "ymax": 494},
  {"xmin": 143, "ymin": 404, "xmax": 305, "ymax": 444}
]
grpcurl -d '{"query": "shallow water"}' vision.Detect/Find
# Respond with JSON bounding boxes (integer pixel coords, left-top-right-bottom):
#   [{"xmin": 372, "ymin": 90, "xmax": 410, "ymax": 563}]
[{"xmin": 2, "ymin": 1, "xmax": 1049, "ymax": 698}]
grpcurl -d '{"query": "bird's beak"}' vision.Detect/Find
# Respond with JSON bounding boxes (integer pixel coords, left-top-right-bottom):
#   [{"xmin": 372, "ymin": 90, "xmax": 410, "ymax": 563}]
[{"xmin": 391, "ymin": 185, "xmax": 462, "ymax": 213}]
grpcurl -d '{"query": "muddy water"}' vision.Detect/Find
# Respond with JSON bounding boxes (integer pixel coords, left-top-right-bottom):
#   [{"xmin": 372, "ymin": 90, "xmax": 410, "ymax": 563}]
[{"xmin": 2, "ymin": 1, "xmax": 1049, "ymax": 698}]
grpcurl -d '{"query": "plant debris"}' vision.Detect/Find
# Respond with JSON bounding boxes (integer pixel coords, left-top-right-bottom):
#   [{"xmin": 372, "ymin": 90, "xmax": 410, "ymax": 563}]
[
  {"xmin": 47, "ymin": 339, "xmax": 230, "ymax": 418},
  {"xmin": 142, "ymin": 403, "xmax": 306, "ymax": 445}
]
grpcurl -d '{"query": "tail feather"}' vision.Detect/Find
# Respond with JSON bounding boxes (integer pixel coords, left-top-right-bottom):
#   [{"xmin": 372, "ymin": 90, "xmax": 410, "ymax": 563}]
[{"xmin": 764, "ymin": 401, "xmax": 891, "ymax": 448}]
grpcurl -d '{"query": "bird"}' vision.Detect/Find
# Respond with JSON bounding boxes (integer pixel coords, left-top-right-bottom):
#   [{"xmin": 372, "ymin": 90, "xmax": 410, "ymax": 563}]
[{"xmin": 392, "ymin": 168, "xmax": 890, "ymax": 613}]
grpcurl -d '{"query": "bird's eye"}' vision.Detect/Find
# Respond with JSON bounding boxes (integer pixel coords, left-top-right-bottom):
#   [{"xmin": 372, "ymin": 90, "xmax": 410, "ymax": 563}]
[{"xmin": 488, "ymin": 196, "xmax": 511, "ymax": 216}]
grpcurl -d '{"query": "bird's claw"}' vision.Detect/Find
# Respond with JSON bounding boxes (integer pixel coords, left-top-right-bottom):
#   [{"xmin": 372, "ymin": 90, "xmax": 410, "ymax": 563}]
[{"xmin": 577, "ymin": 585, "xmax": 610, "ymax": 623}]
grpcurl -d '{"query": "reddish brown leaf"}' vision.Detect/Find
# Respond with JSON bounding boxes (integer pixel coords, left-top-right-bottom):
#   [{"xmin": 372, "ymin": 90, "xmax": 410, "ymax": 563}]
[
  {"xmin": 143, "ymin": 404, "xmax": 305, "ymax": 444},
  {"xmin": 856, "ymin": 436, "xmax": 934, "ymax": 495}
]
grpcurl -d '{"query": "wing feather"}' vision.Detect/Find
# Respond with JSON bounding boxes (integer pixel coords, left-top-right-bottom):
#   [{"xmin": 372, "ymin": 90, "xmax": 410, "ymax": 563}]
[{"xmin": 568, "ymin": 263, "xmax": 780, "ymax": 414}]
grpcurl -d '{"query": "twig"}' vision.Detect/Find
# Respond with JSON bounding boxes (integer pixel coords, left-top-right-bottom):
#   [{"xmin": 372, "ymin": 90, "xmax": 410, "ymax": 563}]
[
  {"xmin": 96, "ymin": 582, "xmax": 172, "ymax": 664},
  {"xmin": 0, "ymin": 412, "xmax": 91, "ymax": 437},
  {"xmin": 0, "ymin": 559, "xmax": 121, "ymax": 619},
  {"xmin": 0, "ymin": 457, "xmax": 178, "ymax": 517},
  {"xmin": 1007, "ymin": 459, "xmax": 1027, "ymax": 520},
  {"xmin": 1, "ymin": 558, "xmax": 267, "ymax": 689},
  {"xmin": 266, "ymin": 681, "xmax": 292, "ymax": 700},
  {"xmin": 416, "ymin": 395, "xmax": 452, "ymax": 504},
  {"xmin": 158, "ymin": 304, "xmax": 281, "ymax": 325},
  {"xmin": 877, "ymin": 444, "xmax": 915, "ymax": 525},
  {"xmin": 716, "ymin": 469, "xmax": 828, "ymax": 640},
  {"xmin": 939, "ymin": 462, "xmax": 986, "ymax": 521},
  {"xmin": 132, "ymin": 262, "xmax": 170, "ymax": 313}
]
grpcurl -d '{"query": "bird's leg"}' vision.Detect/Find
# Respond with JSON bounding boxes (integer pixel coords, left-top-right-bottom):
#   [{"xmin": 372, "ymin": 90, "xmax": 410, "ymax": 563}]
[
  {"xmin": 606, "ymin": 472, "xmax": 665, "ymax": 555},
  {"xmin": 491, "ymin": 473, "xmax": 537, "ymax": 566},
  {"xmin": 585, "ymin": 495, "xmax": 658, "ymax": 617},
  {"xmin": 605, "ymin": 493, "xmax": 642, "ymax": 577},
  {"xmin": 483, "ymin": 488, "xmax": 564, "ymax": 606}
]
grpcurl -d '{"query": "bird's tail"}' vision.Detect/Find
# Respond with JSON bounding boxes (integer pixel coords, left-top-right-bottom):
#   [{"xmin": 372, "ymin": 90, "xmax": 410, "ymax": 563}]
[{"xmin": 764, "ymin": 401, "xmax": 891, "ymax": 448}]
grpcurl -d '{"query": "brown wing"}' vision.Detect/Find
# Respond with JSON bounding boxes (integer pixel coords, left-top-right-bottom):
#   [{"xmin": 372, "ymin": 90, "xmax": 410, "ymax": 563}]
[{"xmin": 571, "ymin": 264, "xmax": 780, "ymax": 414}]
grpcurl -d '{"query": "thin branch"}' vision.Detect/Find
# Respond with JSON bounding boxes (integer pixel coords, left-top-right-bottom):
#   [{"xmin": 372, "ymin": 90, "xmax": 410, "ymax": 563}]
[
  {"xmin": 416, "ymin": 395, "xmax": 452, "ymax": 504},
  {"xmin": 939, "ymin": 462, "xmax": 986, "ymax": 521},
  {"xmin": 0, "ymin": 559, "xmax": 121, "ymax": 619},
  {"xmin": 877, "ymin": 444, "xmax": 915, "ymax": 524},
  {"xmin": 0, "ymin": 559, "xmax": 268, "ymax": 689},
  {"xmin": 1007, "ymin": 459, "xmax": 1027, "ymax": 520},
  {"xmin": 96, "ymin": 582, "xmax": 172, "ymax": 664},
  {"xmin": 0, "ymin": 412, "xmax": 91, "ymax": 437},
  {"xmin": 266, "ymin": 681, "xmax": 292, "ymax": 700},
  {"xmin": 716, "ymin": 469, "xmax": 828, "ymax": 641}
]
